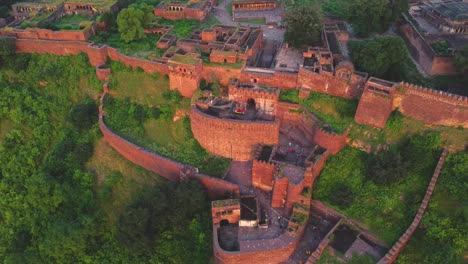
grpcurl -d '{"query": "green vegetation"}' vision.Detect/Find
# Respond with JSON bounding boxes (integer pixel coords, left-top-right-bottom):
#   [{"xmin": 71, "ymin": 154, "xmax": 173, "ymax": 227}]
[
  {"xmin": 431, "ymin": 41, "xmax": 450, "ymax": 55},
  {"xmin": 349, "ymin": 36, "xmax": 467, "ymax": 90},
  {"xmin": 0, "ymin": 53, "xmax": 214, "ymax": 263},
  {"xmin": 454, "ymin": 45, "xmax": 468, "ymax": 80},
  {"xmin": 242, "ymin": 18, "xmax": 265, "ymax": 25},
  {"xmin": 317, "ymin": 248, "xmax": 375, "ymax": 264},
  {"xmin": 55, "ymin": 14, "xmax": 93, "ymax": 30},
  {"xmin": 91, "ymin": 33, "xmax": 163, "ymax": 57},
  {"xmin": 314, "ymin": 132, "xmax": 442, "ymax": 244},
  {"xmin": 284, "ymin": 4, "xmax": 323, "ymax": 48},
  {"xmin": 117, "ymin": 3, "xmax": 154, "ymax": 43},
  {"xmin": 397, "ymin": 151, "xmax": 468, "ymax": 264},
  {"xmin": 105, "ymin": 62, "xmax": 231, "ymax": 176}
]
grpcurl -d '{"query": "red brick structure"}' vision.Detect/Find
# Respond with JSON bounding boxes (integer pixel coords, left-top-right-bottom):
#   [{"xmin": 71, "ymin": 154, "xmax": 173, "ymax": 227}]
[
  {"xmin": 354, "ymin": 78, "xmax": 397, "ymax": 128},
  {"xmin": 154, "ymin": 0, "xmax": 213, "ymax": 21},
  {"xmin": 168, "ymin": 53, "xmax": 203, "ymax": 97},
  {"xmin": 394, "ymin": 83, "xmax": 468, "ymax": 128},
  {"xmin": 211, "ymin": 199, "xmax": 241, "ymax": 224},
  {"xmin": 0, "ymin": 24, "xmax": 97, "ymax": 41},
  {"xmin": 232, "ymin": 0, "xmax": 277, "ymax": 12},
  {"xmin": 190, "ymin": 105, "xmax": 280, "ymax": 161},
  {"xmin": 96, "ymin": 63, "xmax": 111, "ymax": 81}
]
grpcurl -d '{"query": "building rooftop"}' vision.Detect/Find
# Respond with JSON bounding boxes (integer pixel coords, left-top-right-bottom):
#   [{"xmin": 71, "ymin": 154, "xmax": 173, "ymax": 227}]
[
  {"xmin": 427, "ymin": 0, "xmax": 468, "ymax": 21},
  {"xmin": 212, "ymin": 199, "xmax": 240, "ymax": 208},
  {"xmin": 169, "ymin": 53, "xmax": 200, "ymax": 66},
  {"xmin": 233, "ymin": 0, "xmax": 276, "ymax": 3}
]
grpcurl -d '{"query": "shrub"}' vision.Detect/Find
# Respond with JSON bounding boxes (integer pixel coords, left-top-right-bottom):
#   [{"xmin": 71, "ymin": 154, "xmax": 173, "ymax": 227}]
[{"xmin": 329, "ymin": 183, "xmax": 354, "ymax": 209}]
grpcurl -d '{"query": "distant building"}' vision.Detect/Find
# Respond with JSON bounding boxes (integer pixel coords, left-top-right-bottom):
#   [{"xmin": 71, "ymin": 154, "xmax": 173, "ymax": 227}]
[
  {"xmin": 420, "ymin": 0, "xmax": 468, "ymax": 34},
  {"xmin": 153, "ymin": 0, "xmax": 215, "ymax": 21},
  {"xmin": 231, "ymin": 0, "xmax": 277, "ymax": 12}
]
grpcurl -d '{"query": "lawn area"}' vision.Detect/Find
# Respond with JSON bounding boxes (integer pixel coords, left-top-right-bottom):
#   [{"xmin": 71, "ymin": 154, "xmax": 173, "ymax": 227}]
[
  {"xmin": 313, "ymin": 131, "xmax": 443, "ymax": 244},
  {"xmin": 90, "ymin": 32, "xmax": 164, "ymax": 58},
  {"xmin": 156, "ymin": 15, "xmax": 221, "ymax": 38},
  {"xmin": 279, "ymin": 90, "xmax": 467, "ymax": 151},
  {"xmin": 55, "ymin": 14, "xmax": 93, "ymax": 30},
  {"xmin": 86, "ymin": 138, "xmax": 166, "ymax": 225},
  {"xmin": 316, "ymin": 247, "xmax": 375, "ymax": 264},
  {"xmin": 242, "ymin": 18, "xmax": 265, "ymax": 25},
  {"xmin": 396, "ymin": 151, "xmax": 468, "ymax": 264},
  {"xmin": 104, "ymin": 62, "xmax": 231, "ymax": 177}
]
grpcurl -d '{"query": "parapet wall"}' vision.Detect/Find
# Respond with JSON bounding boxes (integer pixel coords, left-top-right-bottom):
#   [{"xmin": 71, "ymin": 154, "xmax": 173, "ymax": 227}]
[
  {"xmin": 1, "ymin": 24, "xmax": 96, "ymax": 41},
  {"xmin": 312, "ymin": 127, "xmax": 349, "ymax": 155},
  {"xmin": 190, "ymin": 105, "xmax": 280, "ymax": 161},
  {"xmin": 190, "ymin": 173, "xmax": 241, "ymax": 200},
  {"xmin": 240, "ymin": 68, "xmax": 298, "ymax": 90},
  {"xmin": 15, "ymin": 39, "xmax": 169, "ymax": 74},
  {"xmin": 395, "ymin": 83, "xmax": 468, "ymax": 128},
  {"xmin": 99, "ymin": 116, "xmax": 184, "ymax": 181}
]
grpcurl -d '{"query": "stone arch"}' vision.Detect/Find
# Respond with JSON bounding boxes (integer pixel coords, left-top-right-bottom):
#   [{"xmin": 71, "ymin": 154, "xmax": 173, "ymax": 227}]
[{"xmin": 220, "ymin": 219, "xmax": 229, "ymax": 226}]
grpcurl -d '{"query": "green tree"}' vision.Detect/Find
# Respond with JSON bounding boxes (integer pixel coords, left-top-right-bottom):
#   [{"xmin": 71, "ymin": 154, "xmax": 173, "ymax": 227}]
[
  {"xmin": 0, "ymin": 37, "xmax": 16, "ymax": 63},
  {"xmin": 284, "ymin": 4, "xmax": 323, "ymax": 48},
  {"xmin": 117, "ymin": 3, "xmax": 154, "ymax": 43},
  {"xmin": 344, "ymin": 0, "xmax": 408, "ymax": 36},
  {"xmin": 349, "ymin": 36, "xmax": 409, "ymax": 80},
  {"xmin": 366, "ymin": 147, "xmax": 408, "ymax": 185},
  {"xmin": 329, "ymin": 182, "xmax": 354, "ymax": 209},
  {"xmin": 454, "ymin": 45, "xmax": 468, "ymax": 78},
  {"xmin": 98, "ymin": 11, "xmax": 117, "ymax": 32}
]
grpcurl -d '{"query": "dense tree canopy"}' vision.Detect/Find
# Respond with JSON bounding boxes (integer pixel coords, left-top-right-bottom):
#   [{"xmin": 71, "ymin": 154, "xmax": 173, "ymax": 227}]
[
  {"xmin": 117, "ymin": 3, "xmax": 154, "ymax": 43},
  {"xmin": 339, "ymin": 0, "xmax": 408, "ymax": 36},
  {"xmin": 349, "ymin": 36, "xmax": 410, "ymax": 81},
  {"xmin": 284, "ymin": 4, "xmax": 323, "ymax": 48},
  {"xmin": 0, "ymin": 54, "xmax": 213, "ymax": 262},
  {"xmin": 455, "ymin": 45, "xmax": 468, "ymax": 78}
]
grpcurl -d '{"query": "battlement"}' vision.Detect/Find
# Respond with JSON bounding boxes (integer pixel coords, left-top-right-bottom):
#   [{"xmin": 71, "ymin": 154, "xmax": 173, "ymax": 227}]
[{"xmin": 397, "ymin": 82, "xmax": 468, "ymax": 106}]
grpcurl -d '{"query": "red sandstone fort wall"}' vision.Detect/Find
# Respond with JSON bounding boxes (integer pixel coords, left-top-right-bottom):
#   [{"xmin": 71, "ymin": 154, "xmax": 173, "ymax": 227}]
[
  {"xmin": 1, "ymin": 25, "xmax": 96, "ymax": 41},
  {"xmin": 395, "ymin": 83, "xmax": 468, "ymax": 128},
  {"xmin": 99, "ymin": 116, "xmax": 184, "ymax": 181},
  {"xmin": 190, "ymin": 173, "xmax": 240, "ymax": 200},
  {"xmin": 190, "ymin": 105, "xmax": 280, "ymax": 161},
  {"xmin": 355, "ymin": 89, "xmax": 394, "ymax": 128},
  {"xmin": 312, "ymin": 127, "xmax": 349, "ymax": 155},
  {"xmin": 298, "ymin": 68, "xmax": 362, "ymax": 99},
  {"xmin": 240, "ymin": 68, "xmax": 298, "ymax": 89},
  {"xmin": 212, "ymin": 225, "xmax": 298, "ymax": 264},
  {"xmin": 201, "ymin": 65, "xmax": 242, "ymax": 86}
]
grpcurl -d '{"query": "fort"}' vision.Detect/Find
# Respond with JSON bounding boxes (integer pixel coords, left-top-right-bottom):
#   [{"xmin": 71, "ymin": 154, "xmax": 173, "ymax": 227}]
[{"xmin": 1, "ymin": 1, "xmax": 466, "ymax": 262}]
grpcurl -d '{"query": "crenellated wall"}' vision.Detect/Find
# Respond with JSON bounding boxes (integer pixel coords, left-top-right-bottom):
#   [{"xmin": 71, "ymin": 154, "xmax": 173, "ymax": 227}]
[
  {"xmin": 190, "ymin": 105, "xmax": 280, "ymax": 161},
  {"xmin": 312, "ymin": 128, "xmax": 349, "ymax": 155},
  {"xmin": 394, "ymin": 83, "xmax": 468, "ymax": 128},
  {"xmin": 240, "ymin": 68, "xmax": 298, "ymax": 90}
]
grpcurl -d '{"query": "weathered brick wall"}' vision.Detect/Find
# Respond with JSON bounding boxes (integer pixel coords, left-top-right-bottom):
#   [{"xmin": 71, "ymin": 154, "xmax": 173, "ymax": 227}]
[
  {"xmin": 240, "ymin": 68, "xmax": 298, "ymax": 90},
  {"xmin": 190, "ymin": 105, "xmax": 280, "ymax": 161},
  {"xmin": 96, "ymin": 64, "xmax": 111, "ymax": 81},
  {"xmin": 271, "ymin": 176, "xmax": 289, "ymax": 208},
  {"xmin": 2, "ymin": 26, "xmax": 95, "ymax": 41},
  {"xmin": 399, "ymin": 22, "xmax": 456, "ymax": 75},
  {"xmin": 201, "ymin": 65, "xmax": 242, "ymax": 86},
  {"xmin": 312, "ymin": 128, "xmax": 349, "ymax": 155},
  {"xmin": 355, "ymin": 89, "xmax": 394, "ymax": 128},
  {"xmin": 395, "ymin": 83, "xmax": 468, "ymax": 128},
  {"xmin": 190, "ymin": 174, "xmax": 240, "ymax": 200},
  {"xmin": 106, "ymin": 47, "xmax": 169, "ymax": 74},
  {"xmin": 252, "ymin": 160, "xmax": 275, "ymax": 191},
  {"xmin": 213, "ymin": 225, "xmax": 298, "ymax": 264},
  {"xmin": 298, "ymin": 68, "xmax": 363, "ymax": 99},
  {"xmin": 99, "ymin": 116, "xmax": 184, "ymax": 181}
]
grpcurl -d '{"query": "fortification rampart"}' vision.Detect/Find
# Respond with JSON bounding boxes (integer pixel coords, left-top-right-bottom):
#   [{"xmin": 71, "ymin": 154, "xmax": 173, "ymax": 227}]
[
  {"xmin": 10, "ymin": 38, "xmax": 468, "ymax": 129},
  {"xmin": 1, "ymin": 24, "xmax": 96, "ymax": 41},
  {"xmin": 190, "ymin": 105, "xmax": 280, "ymax": 161},
  {"xmin": 394, "ymin": 83, "xmax": 468, "ymax": 128},
  {"xmin": 212, "ymin": 224, "xmax": 298, "ymax": 264},
  {"xmin": 312, "ymin": 127, "xmax": 349, "ymax": 155}
]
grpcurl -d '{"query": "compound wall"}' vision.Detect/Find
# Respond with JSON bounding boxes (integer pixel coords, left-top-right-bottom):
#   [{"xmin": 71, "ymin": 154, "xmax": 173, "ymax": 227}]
[
  {"xmin": 191, "ymin": 105, "xmax": 280, "ymax": 161},
  {"xmin": 394, "ymin": 83, "xmax": 468, "ymax": 128}
]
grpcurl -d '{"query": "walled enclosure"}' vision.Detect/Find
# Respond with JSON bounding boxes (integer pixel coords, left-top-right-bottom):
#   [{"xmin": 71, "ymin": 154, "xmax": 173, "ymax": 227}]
[
  {"xmin": 11, "ymin": 37, "xmax": 468, "ymax": 129},
  {"xmin": 190, "ymin": 105, "xmax": 280, "ymax": 161}
]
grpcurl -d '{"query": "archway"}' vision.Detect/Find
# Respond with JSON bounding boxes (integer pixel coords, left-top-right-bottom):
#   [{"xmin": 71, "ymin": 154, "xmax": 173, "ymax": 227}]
[
  {"xmin": 220, "ymin": 219, "xmax": 229, "ymax": 227},
  {"xmin": 246, "ymin": 98, "xmax": 256, "ymax": 111}
]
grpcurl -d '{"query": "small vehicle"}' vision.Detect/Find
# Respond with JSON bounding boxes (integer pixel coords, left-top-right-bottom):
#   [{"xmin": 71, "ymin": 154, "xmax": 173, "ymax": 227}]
[{"xmin": 234, "ymin": 108, "xmax": 246, "ymax": 114}]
